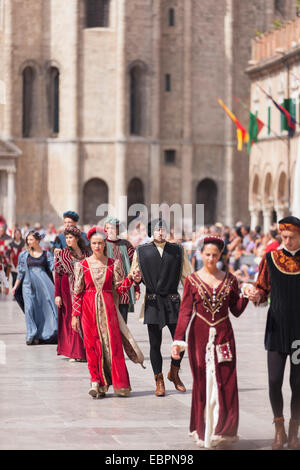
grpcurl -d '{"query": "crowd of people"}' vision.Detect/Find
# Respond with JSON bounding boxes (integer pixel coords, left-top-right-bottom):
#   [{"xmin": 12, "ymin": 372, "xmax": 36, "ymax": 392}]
[
  {"xmin": 0, "ymin": 211, "xmax": 299, "ymax": 451},
  {"xmin": 0, "ymin": 217, "xmax": 283, "ymax": 291}
]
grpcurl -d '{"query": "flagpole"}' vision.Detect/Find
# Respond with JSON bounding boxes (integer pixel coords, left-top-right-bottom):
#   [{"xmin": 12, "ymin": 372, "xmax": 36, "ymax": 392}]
[
  {"xmin": 257, "ymin": 82, "xmax": 293, "ymax": 214},
  {"xmin": 234, "ymin": 96, "xmax": 288, "ymax": 145},
  {"xmin": 287, "ymin": 62, "xmax": 291, "ymax": 215}
]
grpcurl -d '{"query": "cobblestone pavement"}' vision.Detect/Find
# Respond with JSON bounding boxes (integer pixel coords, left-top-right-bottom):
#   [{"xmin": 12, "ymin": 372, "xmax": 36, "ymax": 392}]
[{"xmin": 0, "ymin": 292, "xmax": 292, "ymax": 450}]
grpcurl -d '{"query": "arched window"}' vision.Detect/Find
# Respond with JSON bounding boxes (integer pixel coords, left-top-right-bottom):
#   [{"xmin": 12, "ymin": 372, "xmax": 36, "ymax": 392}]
[
  {"xmin": 127, "ymin": 178, "xmax": 145, "ymax": 224},
  {"xmin": 127, "ymin": 178, "xmax": 144, "ymax": 207},
  {"xmin": 83, "ymin": 178, "xmax": 109, "ymax": 225},
  {"xmin": 22, "ymin": 66, "xmax": 36, "ymax": 137},
  {"xmin": 274, "ymin": 0, "xmax": 285, "ymax": 16},
  {"xmin": 196, "ymin": 179, "xmax": 218, "ymax": 226},
  {"xmin": 46, "ymin": 67, "xmax": 59, "ymax": 135},
  {"xmin": 264, "ymin": 172, "xmax": 273, "ymax": 206},
  {"xmin": 129, "ymin": 64, "xmax": 147, "ymax": 136},
  {"xmin": 251, "ymin": 174, "xmax": 260, "ymax": 208},
  {"xmin": 85, "ymin": 0, "xmax": 110, "ymax": 28},
  {"xmin": 277, "ymin": 171, "xmax": 287, "ymax": 205},
  {"xmin": 168, "ymin": 8, "xmax": 175, "ymax": 27}
]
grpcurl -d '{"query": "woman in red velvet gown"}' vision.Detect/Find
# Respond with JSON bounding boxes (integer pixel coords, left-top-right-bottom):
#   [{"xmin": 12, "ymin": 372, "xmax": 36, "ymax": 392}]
[
  {"xmin": 54, "ymin": 226, "xmax": 90, "ymax": 361},
  {"xmin": 171, "ymin": 236, "xmax": 249, "ymax": 449},
  {"xmin": 71, "ymin": 226, "xmax": 144, "ymax": 399}
]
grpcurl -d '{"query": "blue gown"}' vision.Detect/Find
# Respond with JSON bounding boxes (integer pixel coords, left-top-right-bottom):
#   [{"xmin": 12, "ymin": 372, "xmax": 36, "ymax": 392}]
[{"xmin": 16, "ymin": 250, "xmax": 58, "ymax": 343}]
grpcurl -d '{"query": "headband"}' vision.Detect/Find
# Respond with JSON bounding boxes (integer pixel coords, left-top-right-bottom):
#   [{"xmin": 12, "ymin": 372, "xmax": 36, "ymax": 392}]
[
  {"xmin": 202, "ymin": 236, "xmax": 225, "ymax": 251},
  {"xmin": 278, "ymin": 223, "xmax": 300, "ymax": 234},
  {"xmin": 87, "ymin": 226, "xmax": 107, "ymax": 241},
  {"xmin": 64, "ymin": 226, "xmax": 82, "ymax": 238}
]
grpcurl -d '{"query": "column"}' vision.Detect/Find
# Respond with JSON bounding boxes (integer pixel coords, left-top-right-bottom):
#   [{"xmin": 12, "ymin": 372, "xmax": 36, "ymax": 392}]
[
  {"xmin": 223, "ymin": 0, "xmax": 234, "ymax": 226},
  {"xmin": 2, "ymin": 0, "xmax": 13, "ymax": 138},
  {"xmin": 115, "ymin": 0, "xmax": 127, "ymax": 223},
  {"xmin": 6, "ymin": 167, "xmax": 16, "ymax": 227},
  {"xmin": 250, "ymin": 208, "xmax": 259, "ymax": 231},
  {"xmin": 181, "ymin": 0, "xmax": 193, "ymax": 210},
  {"xmin": 149, "ymin": 0, "xmax": 161, "ymax": 206},
  {"xmin": 263, "ymin": 209, "xmax": 272, "ymax": 234}
]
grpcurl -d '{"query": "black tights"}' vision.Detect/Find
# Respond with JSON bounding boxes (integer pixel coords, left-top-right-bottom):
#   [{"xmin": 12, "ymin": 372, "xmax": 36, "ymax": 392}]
[
  {"xmin": 147, "ymin": 323, "xmax": 184, "ymax": 375},
  {"xmin": 267, "ymin": 350, "xmax": 300, "ymax": 420}
]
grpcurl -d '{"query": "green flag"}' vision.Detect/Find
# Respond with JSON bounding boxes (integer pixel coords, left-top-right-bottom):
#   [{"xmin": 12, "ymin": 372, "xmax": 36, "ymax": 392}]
[{"xmin": 248, "ymin": 112, "xmax": 264, "ymax": 154}]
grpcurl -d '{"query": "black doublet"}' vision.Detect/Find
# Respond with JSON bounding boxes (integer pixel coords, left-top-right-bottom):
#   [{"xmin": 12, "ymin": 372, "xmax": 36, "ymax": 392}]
[
  {"xmin": 265, "ymin": 250, "xmax": 300, "ymax": 354},
  {"xmin": 136, "ymin": 241, "xmax": 184, "ymax": 329}
]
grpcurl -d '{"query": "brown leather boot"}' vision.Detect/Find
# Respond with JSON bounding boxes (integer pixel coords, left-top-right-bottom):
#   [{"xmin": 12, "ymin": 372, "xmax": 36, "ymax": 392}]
[
  {"xmin": 167, "ymin": 364, "xmax": 186, "ymax": 393},
  {"xmin": 272, "ymin": 417, "xmax": 288, "ymax": 450},
  {"xmin": 154, "ymin": 373, "xmax": 165, "ymax": 397},
  {"xmin": 288, "ymin": 419, "xmax": 300, "ymax": 450}
]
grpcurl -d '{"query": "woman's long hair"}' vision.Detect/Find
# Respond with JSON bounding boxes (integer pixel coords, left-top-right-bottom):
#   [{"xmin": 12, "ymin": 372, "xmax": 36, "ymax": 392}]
[
  {"xmin": 25, "ymin": 230, "xmax": 43, "ymax": 253},
  {"xmin": 64, "ymin": 228, "xmax": 89, "ymax": 255}
]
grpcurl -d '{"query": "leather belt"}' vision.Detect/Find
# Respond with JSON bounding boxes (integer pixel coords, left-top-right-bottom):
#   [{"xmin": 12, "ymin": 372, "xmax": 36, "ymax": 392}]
[{"xmin": 146, "ymin": 293, "xmax": 180, "ymax": 301}]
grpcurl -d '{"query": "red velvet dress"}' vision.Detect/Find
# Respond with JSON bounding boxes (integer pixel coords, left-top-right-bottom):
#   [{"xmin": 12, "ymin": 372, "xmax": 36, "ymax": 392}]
[
  {"xmin": 72, "ymin": 257, "xmax": 144, "ymax": 395},
  {"xmin": 173, "ymin": 271, "xmax": 248, "ymax": 448},
  {"xmin": 54, "ymin": 249, "xmax": 87, "ymax": 360}
]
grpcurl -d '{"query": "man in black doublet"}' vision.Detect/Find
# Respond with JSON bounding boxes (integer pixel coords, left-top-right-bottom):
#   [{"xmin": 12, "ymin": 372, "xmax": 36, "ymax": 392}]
[
  {"xmin": 131, "ymin": 219, "xmax": 191, "ymax": 396},
  {"xmin": 250, "ymin": 216, "xmax": 300, "ymax": 450}
]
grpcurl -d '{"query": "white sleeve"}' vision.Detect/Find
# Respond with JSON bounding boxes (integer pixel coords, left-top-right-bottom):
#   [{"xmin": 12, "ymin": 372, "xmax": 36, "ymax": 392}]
[{"xmin": 0, "ymin": 270, "xmax": 9, "ymax": 288}]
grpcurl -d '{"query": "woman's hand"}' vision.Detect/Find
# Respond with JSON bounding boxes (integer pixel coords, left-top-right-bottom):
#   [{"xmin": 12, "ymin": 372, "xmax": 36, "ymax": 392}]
[
  {"xmin": 248, "ymin": 288, "xmax": 261, "ymax": 303},
  {"xmin": 4, "ymin": 287, "xmax": 9, "ymax": 296},
  {"xmin": 132, "ymin": 270, "xmax": 142, "ymax": 284},
  {"xmin": 71, "ymin": 316, "xmax": 80, "ymax": 333},
  {"xmin": 171, "ymin": 345, "xmax": 181, "ymax": 360},
  {"xmin": 54, "ymin": 248, "xmax": 62, "ymax": 257},
  {"xmin": 55, "ymin": 296, "xmax": 62, "ymax": 308},
  {"xmin": 243, "ymin": 285, "xmax": 261, "ymax": 303},
  {"xmin": 135, "ymin": 291, "xmax": 140, "ymax": 301}
]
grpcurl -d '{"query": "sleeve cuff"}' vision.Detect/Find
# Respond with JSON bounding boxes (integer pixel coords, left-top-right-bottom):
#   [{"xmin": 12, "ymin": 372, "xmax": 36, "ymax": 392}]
[{"xmin": 172, "ymin": 340, "xmax": 188, "ymax": 351}]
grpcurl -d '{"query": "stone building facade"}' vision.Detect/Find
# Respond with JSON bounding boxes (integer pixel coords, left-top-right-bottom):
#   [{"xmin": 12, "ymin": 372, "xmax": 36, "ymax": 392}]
[
  {"xmin": 0, "ymin": 0, "xmax": 298, "ymax": 229},
  {"xmin": 247, "ymin": 14, "xmax": 300, "ymax": 233}
]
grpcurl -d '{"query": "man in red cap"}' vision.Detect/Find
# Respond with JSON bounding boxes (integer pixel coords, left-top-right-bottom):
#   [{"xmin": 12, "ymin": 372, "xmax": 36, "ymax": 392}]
[{"xmin": 248, "ymin": 216, "xmax": 300, "ymax": 450}]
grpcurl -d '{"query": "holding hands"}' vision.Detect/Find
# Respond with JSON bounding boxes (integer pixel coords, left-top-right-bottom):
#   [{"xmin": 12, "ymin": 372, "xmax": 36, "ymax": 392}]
[
  {"xmin": 171, "ymin": 345, "xmax": 181, "ymax": 360},
  {"xmin": 241, "ymin": 283, "xmax": 261, "ymax": 303}
]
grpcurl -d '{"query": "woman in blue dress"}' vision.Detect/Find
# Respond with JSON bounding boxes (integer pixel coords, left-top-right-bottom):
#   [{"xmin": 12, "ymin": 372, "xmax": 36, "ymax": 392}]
[{"xmin": 12, "ymin": 231, "xmax": 57, "ymax": 345}]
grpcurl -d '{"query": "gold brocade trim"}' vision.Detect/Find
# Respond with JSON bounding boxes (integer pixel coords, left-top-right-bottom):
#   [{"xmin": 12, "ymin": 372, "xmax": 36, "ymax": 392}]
[
  {"xmin": 114, "ymin": 387, "xmax": 131, "ymax": 397},
  {"xmin": 189, "ymin": 272, "xmax": 233, "ymax": 321},
  {"xmin": 271, "ymin": 251, "xmax": 300, "ymax": 275},
  {"xmin": 87, "ymin": 259, "xmax": 112, "ymax": 387},
  {"xmin": 196, "ymin": 312, "xmax": 229, "ymax": 327}
]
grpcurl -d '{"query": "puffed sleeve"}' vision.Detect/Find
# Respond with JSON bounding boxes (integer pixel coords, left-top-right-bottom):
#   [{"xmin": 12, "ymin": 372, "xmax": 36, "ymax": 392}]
[
  {"xmin": 129, "ymin": 251, "xmax": 139, "ymax": 279},
  {"xmin": 46, "ymin": 251, "xmax": 54, "ymax": 272},
  {"xmin": 126, "ymin": 242, "xmax": 140, "ymax": 294},
  {"xmin": 113, "ymin": 259, "xmax": 134, "ymax": 296},
  {"xmin": 172, "ymin": 276, "xmax": 195, "ymax": 350},
  {"xmin": 54, "ymin": 253, "xmax": 64, "ymax": 298},
  {"xmin": 72, "ymin": 262, "xmax": 85, "ymax": 317},
  {"xmin": 54, "ymin": 272, "xmax": 61, "ymax": 298},
  {"xmin": 229, "ymin": 275, "xmax": 249, "ymax": 317},
  {"xmin": 255, "ymin": 255, "xmax": 270, "ymax": 304},
  {"xmin": 16, "ymin": 251, "xmax": 26, "ymax": 281},
  {"xmin": 180, "ymin": 248, "xmax": 192, "ymax": 286}
]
